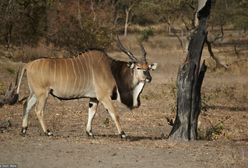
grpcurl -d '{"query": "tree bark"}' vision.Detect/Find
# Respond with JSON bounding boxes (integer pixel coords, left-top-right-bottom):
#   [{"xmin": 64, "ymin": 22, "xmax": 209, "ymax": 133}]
[{"xmin": 169, "ymin": 0, "xmax": 211, "ymax": 141}]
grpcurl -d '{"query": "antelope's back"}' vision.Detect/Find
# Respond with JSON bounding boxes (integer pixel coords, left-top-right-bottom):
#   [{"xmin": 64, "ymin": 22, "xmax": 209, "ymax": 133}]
[{"xmin": 25, "ymin": 50, "xmax": 115, "ymax": 99}]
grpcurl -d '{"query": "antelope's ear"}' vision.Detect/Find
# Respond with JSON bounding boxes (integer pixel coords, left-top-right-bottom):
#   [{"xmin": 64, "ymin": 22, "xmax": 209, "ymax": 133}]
[
  {"xmin": 149, "ymin": 63, "xmax": 158, "ymax": 70},
  {"xmin": 127, "ymin": 62, "xmax": 135, "ymax": 69}
]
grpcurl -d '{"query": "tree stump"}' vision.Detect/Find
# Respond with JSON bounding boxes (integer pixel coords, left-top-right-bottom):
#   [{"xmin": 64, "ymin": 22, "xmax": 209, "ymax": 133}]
[{"xmin": 169, "ymin": 0, "xmax": 211, "ymax": 140}]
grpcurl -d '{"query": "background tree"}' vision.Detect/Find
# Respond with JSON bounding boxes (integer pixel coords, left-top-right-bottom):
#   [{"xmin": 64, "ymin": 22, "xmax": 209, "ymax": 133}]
[
  {"xmin": 169, "ymin": 0, "xmax": 211, "ymax": 140},
  {"xmin": 45, "ymin": 0, "xmax": 112, "ymax": 52},
  {"xmin": 0, "ymin": 0, "xmax": 114, "ymax": 52},
  {"xmin": 0, "ymin": 0, "xmax": 246, "ymax": 56},
  {"xmin": 0, "ymin": 0, "xmax": 48, "ymax": 47},
  {"xmin": 114, "ymin": 0, "xmax": 141, "ymax": 36}
]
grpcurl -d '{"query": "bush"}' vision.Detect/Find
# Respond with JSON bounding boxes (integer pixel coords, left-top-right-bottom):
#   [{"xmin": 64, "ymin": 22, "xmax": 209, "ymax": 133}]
[
  {"xmin": 0, "ymin": 0, "xmax": 48, "ymax": 46},
  {"xmin": 139, "ymin": 27, "xmax": 154, "ymax": 41},
  {"xmin": 0, "ymin": 1, "xmax": 113, "ymax": 53},
  {"xmin": 198, "ymin": 122, "xmax": 225, "ymax": 141},
  {"xmin": 44, "ymin": 1, "xmax": 114, "ymax": 52},
  {"xmin": 46, "ymin": 15, "xmax": 112, "ymax": 52}
]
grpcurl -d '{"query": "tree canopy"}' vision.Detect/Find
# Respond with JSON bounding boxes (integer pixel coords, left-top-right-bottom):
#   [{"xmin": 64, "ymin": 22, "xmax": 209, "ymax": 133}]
[{"xmin": 0, "ymin": 0, "xmax": 246, "ymax": 51}]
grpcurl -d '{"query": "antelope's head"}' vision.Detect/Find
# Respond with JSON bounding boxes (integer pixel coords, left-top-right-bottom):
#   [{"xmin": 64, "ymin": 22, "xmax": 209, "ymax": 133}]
[{"xmin": 117, "ymin": 36, "xmax": 157, "ymax": 84}]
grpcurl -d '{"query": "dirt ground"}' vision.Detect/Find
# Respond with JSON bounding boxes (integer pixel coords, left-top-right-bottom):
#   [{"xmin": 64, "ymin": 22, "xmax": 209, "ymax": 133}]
[{"xmin": 0, "ymin": 35, "xmax": 248, "ymax": 168}]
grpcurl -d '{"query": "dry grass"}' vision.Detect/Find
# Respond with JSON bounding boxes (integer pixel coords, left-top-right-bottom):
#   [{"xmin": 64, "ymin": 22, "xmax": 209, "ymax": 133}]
[
  {"xmin": 0, "ymin": 33, "xmax": 247, "ymax": 142},
  {"xmin": 110, "ymin": 33, "xmax": 248, "ymax": 142},
  {"xmin": 0, "ymin": 33, "xmax": 247, "ymax": 168},
  {"xmin": 0, "ymin": 44, "xmax": 72, "ymax": 63}
]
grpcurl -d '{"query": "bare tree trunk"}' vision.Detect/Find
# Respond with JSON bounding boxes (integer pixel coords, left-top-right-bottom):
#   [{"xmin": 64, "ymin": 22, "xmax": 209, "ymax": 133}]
[
  {"xmin": 169, "ymin": 0, "xmax": 211, "ymax": 141},
  {"xmin": 111, "ymin": 0, "xmax": 119, "ymax": 26},
  {"xmin": 77, "ymin": 0, "xmax": 83, "ymax": 30},
  {"xmin": 124, "ymin": 5, "xmax": 133, "ymax": 37},
  {"xmin": 90, "ymin": 0, "xmax": 96, "ymax": 22},
  {"xmin": 5, "ymin": 0, "xmax": 14, "ymax": 48},
  {"xmin": 167, "ymin": 19, "xmax": 172, "ymax": 35}
]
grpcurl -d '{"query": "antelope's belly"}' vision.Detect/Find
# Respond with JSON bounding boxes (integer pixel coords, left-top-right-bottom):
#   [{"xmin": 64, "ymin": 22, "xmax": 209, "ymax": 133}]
[{"xmin": 50, "ymin": 85, "xmax": 96, "ymax": 99}]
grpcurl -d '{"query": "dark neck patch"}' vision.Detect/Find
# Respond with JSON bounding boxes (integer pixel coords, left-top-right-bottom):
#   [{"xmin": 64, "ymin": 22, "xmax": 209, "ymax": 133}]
[
  {"xmin": 111, "ymin": 86, "xmax": 118, "ymax": 100},
  {"xmin": 111, "ymin": 60, "xmax": 140, "ymax": 109}
]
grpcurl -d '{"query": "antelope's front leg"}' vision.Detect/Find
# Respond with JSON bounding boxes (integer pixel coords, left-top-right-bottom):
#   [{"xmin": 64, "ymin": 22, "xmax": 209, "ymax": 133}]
[
  {"xmin": 101, "ymin": 97, "xmax": 127, "ymax": 139},
  {"xmin": 86, "ymin": 98, "xmax": 98, "ymax": 138}
]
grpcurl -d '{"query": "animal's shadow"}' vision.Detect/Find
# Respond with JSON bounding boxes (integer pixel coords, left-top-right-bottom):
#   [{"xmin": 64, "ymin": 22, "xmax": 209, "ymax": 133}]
[{"xmin": 94, "ymin": 133, "xmax": 167, "ymax": 141}]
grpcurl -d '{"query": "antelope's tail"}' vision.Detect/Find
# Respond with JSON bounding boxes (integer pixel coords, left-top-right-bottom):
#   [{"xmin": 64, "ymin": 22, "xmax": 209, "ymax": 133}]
[{"xmin": 16, "ymin": 65, "xmax": 26, "ymax": 95}]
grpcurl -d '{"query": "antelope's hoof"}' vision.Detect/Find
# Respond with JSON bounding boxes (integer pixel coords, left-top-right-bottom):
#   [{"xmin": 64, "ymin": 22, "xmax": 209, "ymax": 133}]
[
  {"xmin": 20, "ymin": 127, "xmax": 28, "ymax": 136},
  {"xmin": 119, "ymin": 131, "xmax": 127, "ymax": 139},
  {"xmin": 86, "ymin": 131, "xmax": 95, "ymax": 138},
  {"xmin": 45, "ymin": 129, "xmax": 53, "ymax": 136}
]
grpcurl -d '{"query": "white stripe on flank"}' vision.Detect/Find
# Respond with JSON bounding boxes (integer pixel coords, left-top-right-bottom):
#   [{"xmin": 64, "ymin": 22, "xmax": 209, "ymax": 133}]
[
  {"xmin": 78, "ymin": 55, "xmax": 86, "ymax": 94},
  {"xmin": 70, "ymin": 59, "xmax": 77, "ymax": 95},
  {"xmin": 83, "ymin": 52, "xmax": 90, "ymax": 91},
  {"xmin": 74, "ymin": 57, "xmax": 81, "ymax": 95},
  {"xmin": 64, "ymin": 59, "xmax": 68, "ymax": 95}
]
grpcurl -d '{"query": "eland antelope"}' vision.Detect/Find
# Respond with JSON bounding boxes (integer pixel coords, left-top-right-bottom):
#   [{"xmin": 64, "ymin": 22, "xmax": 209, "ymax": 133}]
[{"xmin": 6, "ymin": 37, "xmax": 157, "ymax": 138}]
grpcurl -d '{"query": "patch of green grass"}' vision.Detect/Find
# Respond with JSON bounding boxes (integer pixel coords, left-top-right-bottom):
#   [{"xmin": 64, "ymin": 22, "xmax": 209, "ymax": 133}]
[
  {"xmin": 206, "ymin": 122, "xmax": 225, "ymax": 140},
  {"xmin": 139, "ymin": 27, "xmax": 154, "ymax": 42},
  {"xmin": 198, "ymin": 122, "xmax": 225, "ymax": 141}
]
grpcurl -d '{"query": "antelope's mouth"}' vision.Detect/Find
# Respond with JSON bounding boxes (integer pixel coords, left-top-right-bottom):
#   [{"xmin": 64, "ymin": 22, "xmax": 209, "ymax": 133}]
[
  {"xmin": 146, "ymin": 79, "xmax": 151, "ymax": 83},
  {"xmin": 145, "ymin": 77, "xmax": 152, "ymax": 83},
  {"xmin": 139, "ymin": 78, "xmax": 151, "ymax": 83}
]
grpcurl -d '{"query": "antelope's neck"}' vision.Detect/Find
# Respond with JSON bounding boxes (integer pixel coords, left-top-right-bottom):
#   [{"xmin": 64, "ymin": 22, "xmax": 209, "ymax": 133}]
[{"xmin": 110, "ymin": 60, "xmax": 145, "ymax": 109}]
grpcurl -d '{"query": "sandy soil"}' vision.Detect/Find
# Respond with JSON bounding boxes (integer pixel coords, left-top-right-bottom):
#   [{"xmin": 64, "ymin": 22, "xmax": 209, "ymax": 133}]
[
  {"xmin": 0, "ymin": 136, "xmax": 247, "ymax": 168},
  {"xmin": 0, "ymin": 37, "xmax": 248, "ymax": 168}
]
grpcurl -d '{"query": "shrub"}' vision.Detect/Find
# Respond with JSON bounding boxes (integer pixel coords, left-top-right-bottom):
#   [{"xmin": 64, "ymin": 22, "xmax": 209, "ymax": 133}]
[
  {"xmin": 139, "ymin": 27, "xmax": 154, "ymax": 42},
  {"xmin": 198, "ymin": 122, "xmax": 225, "ymax": 141},
  {"xmin": 205, "ymin": 122, "xmax": 225, "ymax": 140}
]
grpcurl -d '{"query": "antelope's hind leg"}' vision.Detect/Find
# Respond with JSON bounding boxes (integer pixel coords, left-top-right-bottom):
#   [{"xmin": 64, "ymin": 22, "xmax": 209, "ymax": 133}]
[
  {"xmin": 35, "ymin": 91, "xmax": 53, "ymax": 136},
  {"xmin": 86, "ymin": 98, "xmax": 98, "ymax": 138},
  {"xmin": 21, "ymin": 94, "xmax": 36, "ymax": 136}
]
